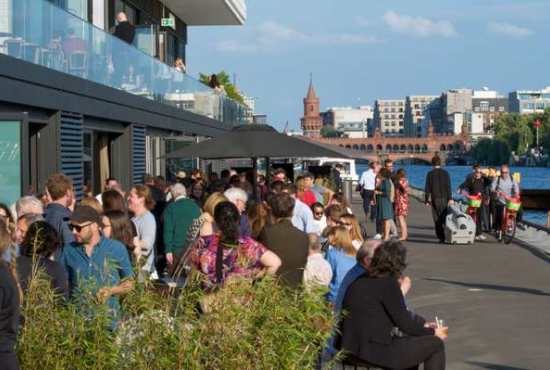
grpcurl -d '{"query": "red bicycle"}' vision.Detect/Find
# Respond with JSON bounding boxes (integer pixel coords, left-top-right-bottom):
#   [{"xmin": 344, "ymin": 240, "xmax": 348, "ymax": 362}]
[
  {"xmin": 461, "ymin": 192, "xmax": 482, "ymax": 225},
  {"xmin": 498, "ymin": 193, "xmax": 521, "ymax": 244}
]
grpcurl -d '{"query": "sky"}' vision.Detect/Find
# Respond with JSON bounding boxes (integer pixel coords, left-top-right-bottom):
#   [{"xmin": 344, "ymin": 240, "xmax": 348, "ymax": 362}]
[{"xmin": 188, "ymin": 0, "xmax": 550, "ymax": 131}]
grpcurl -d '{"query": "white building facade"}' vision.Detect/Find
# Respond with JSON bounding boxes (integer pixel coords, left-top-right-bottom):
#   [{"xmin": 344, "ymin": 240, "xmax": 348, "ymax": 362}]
[
  {"xmin": 324, "ymin": 106, "xmax": 373, "ymax": 138},
  {"xmin": 509, "ymin": 87, "xmax": 550, "ymax": 115}
]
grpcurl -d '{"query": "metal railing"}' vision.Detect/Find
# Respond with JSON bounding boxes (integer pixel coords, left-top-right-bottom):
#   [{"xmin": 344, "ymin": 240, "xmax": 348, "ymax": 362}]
[{"xmin": 0, "ymin": 0, "xmax": 248, "ymax": 127}]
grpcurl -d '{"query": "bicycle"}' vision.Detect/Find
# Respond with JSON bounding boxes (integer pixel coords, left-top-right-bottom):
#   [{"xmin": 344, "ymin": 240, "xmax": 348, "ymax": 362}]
[
  {"xmin": 498, "ymin": 193, "xmax": 521, "ymax": 244},
  {"xmin": 461, "ymin": 192, "xmax": 482, "ymax": 226}
]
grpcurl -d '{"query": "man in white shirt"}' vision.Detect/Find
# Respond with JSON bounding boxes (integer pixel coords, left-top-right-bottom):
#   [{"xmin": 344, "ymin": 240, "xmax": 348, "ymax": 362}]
[
  {"xmin": 358, "ymin": 162, "xmax": 379, "ymax": 222},
  {"xmin": 95, "ymin": 177, "xmax": 118, "ymax": 205}
]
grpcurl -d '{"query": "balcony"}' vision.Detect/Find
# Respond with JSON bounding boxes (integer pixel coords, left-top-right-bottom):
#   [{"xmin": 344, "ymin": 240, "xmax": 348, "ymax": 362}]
[
  {"xmin": 0, "ymin": 0, "xmax": 247, "ymax": 127},
  {"xmin": 163, "ymin": 0, "xmax": 247, "ymax": 26}
]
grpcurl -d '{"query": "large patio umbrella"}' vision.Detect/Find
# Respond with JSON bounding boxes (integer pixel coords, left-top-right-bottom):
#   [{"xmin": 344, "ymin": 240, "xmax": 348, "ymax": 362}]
[
  {"xmin": 164, "ymin": 124, "xmax": 354, "ymax": 159},
  {"xmin": 163, "ymin": 124, "xmax": 353, "ymax": 198}
]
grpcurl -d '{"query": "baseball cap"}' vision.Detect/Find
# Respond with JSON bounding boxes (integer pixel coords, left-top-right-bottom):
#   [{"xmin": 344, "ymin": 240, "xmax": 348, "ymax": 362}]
[{"xmin": 65, "ymin": 206, "xmax": 101, "ymax": 225}]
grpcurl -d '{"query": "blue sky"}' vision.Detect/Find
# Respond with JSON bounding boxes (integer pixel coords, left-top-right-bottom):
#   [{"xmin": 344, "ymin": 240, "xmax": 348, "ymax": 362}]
[{"xmin": 188, "ymin": 0, "xmax": 550, "ymax": 131}]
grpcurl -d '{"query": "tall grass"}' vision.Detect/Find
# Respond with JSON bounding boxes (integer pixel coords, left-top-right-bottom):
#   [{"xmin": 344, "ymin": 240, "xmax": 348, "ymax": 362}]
[{"xmin": 16, "ymin": 270, "xmax": 336, "ymax": 370}]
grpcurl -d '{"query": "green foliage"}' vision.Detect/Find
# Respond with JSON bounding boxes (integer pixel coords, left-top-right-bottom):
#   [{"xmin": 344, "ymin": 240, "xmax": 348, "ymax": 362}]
[
  {"xmin": 199, "ymin": 71, "xmax": 246, "ymax": 105},
  {"xmin": 17, "ymin": 270, "xmax": 335, "ymax": 370},
  {"xmin": 472, "ymin": 109, "xmax": 550, "ymax": 164},
  {"xmin": 320, "ymin": 125, "xmax": 341, "ymax": 138}
]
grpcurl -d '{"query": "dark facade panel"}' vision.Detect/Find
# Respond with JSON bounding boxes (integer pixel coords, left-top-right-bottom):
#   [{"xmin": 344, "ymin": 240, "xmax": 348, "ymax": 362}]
[
  {"xmin": 132, "ymin": 124, "xmax": 147, "ymax": 185},
  {"xmin": 58, "ymin": 112, "xmax": 84, "ymax": 199}
]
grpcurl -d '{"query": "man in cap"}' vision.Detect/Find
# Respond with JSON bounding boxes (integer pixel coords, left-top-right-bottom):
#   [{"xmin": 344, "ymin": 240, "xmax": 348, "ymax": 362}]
[{"xmin": 61, "ymin": 206, "xmax": 134, "ymax": 325}]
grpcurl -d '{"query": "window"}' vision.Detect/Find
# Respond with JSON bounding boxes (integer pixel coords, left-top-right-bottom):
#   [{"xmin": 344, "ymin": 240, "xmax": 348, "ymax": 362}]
[
  {"xmin": 489, "ymin": 107, "xmax": 495, "ymax": 112},
  {"xmin": 499, "ymin": 107, "xmax": 505, "ymax": 112},
  {"xmin": 537, "ymin": 103, "xmax": 545, "ymax": 110},
  {"xmin": 391, "ymin": 114, "xmax": 396, "ymax": 119},
  {"xmin": 480, "ymin": 102, "xmax": 489, "ymax": 111},
  {"xmin": 474, "ymin": 107, "xmax": 480, "ymax": 112},
  {"xmin": 399, "ymin": 114, "xmax": 403, "ymax": 119},
  {"xmin": 391, "ymin": 108, "xmax": 396, "ymax": 113},
  {"xmin": 391, "ymin": 122, "xmax": 396, "ymax": 126},
  {"xmin": 523, "ymin": 103, "xmax": 534, "ymax": 110}
]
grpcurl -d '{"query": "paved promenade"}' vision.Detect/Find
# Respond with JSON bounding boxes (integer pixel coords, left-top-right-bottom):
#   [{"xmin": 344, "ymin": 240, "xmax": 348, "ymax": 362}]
[{"xmin": 354, "ymin": 195, "xmax": 550, "ymax": 370}]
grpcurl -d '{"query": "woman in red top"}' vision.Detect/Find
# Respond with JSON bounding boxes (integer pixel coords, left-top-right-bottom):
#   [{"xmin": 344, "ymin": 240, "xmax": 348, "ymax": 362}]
[
  {"xmin": 295, "ymin": 176, "xmax": 316, "ymax": 207},
  {"xmin": 394, "ymin": 169, "xmax": 410, "ymax": 241}
]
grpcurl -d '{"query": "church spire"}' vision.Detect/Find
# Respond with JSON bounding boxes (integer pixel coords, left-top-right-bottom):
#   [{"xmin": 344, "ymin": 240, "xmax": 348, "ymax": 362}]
[{"xmin": 306, "ymin": 73, "xmax": 317, "ymax": 100}]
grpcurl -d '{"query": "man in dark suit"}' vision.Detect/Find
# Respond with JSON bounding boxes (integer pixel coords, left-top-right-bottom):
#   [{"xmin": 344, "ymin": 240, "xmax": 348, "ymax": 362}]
[
  {"xmin": 425, "ymin": 156, "xmax": 454, "ymax": 243},
  {"xmin": 260, "ymin": 193, "xmax": 309, "ymax": 288}
]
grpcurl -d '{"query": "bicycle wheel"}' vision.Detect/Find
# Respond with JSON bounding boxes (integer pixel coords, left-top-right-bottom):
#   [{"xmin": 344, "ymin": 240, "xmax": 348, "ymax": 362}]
[{"xmin": 503, "ymin": 214, "xmax": 516, "ymax": 244}]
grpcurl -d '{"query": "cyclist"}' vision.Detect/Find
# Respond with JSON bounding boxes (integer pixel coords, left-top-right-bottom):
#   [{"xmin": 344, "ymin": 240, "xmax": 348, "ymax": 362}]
[
  {"xmin": 490, "ymin": 164, "xmax": 519, "ymax": 238},
  {"xmin": 457, "ymin": 164, "xmax": 491, "ymax": 241}
]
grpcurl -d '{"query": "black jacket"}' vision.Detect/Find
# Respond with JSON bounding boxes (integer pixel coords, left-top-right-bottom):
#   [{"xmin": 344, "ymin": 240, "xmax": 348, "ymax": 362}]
[
  {"xmin": 424, "ymin": 168, "xmax": 452, "ymax": 204},
  {"xmin": 337, "ymin": 275, "xmax": 434, "ymax": 364},
  {"xmin": 114, "ymin": 21, "xmax": 135, "ymax": 44}
]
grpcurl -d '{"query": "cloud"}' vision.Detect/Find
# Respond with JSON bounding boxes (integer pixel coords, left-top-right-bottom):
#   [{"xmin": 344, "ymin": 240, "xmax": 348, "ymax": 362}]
[
  {"xmin": 215, "ymin": 21, "xmax": 382, "ymax": 53},
  {"xmin": 487, "ymin": 22, "xmax": 534, "ymax": 38},
  {"xmin": 383, "ymin": 11, "xmax": 457, "ymax": 37}
]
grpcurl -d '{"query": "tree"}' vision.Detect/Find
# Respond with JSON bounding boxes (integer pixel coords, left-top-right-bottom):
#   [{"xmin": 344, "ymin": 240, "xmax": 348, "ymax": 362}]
[
  {"xmin": 199, "ymin": 71, "xmax": 246, "ymax": 105},
  {"xmin": 320, "ymin": 125, "xmax": 341, "ymax": 138}
]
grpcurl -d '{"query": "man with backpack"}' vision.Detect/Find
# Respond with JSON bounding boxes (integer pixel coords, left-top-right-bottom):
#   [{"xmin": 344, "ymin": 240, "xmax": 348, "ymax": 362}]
[{"xmin": 490, "ymin": 164, "xmax": 521, "ymax": 237}]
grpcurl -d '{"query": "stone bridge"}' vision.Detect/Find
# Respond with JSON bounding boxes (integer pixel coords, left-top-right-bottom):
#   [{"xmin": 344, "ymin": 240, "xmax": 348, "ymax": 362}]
[{"xmin": 311, "ymin": 126, "xmax": 470, "ymax": 164}]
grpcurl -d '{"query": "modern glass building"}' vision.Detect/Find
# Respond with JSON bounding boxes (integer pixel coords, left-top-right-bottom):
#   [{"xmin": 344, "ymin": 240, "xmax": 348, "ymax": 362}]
[{"xmin": 0, "ymin": 0, "xmax": 247, "ymax": 205}]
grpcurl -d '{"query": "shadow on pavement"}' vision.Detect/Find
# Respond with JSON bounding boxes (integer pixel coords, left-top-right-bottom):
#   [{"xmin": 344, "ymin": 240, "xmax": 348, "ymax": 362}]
[
  {"xmin": 464, "ymin": 361, "xmax": 530, "ymax": 370},
  {"xmin": 423, "ymin": 278, "xmax": 550, "ymax": 297}
]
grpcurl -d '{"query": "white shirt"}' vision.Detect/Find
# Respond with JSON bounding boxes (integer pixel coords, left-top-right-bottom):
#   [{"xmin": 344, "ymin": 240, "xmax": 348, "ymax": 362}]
[
  {"xmin": 304, "ymin": 253, "xmax": 333, "ymax": 287},
  {"xmin": 312, "ymin": 216, "xmax": 327, "ymax": 236},
  {"xmin": 359, "ymin": 169, "xmax": 376, "ymax": 191}
]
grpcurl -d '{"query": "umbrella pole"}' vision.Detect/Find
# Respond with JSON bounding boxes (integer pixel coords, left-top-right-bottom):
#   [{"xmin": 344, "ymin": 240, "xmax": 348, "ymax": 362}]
[{"xmin": 252, "ymin": 157, "xmax": 258, "ymax": 201}]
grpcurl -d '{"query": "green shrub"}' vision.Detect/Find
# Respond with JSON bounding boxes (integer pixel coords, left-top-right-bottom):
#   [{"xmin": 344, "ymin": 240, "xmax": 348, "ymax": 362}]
[{"xmin": 17, "ymin": 270, "xmax": 336, "ymax": 370}]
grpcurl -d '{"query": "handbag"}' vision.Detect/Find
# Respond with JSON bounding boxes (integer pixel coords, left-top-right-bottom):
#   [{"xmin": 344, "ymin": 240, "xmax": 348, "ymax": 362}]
[{"xmin": 355, "ymin": 183, "xmax": 362, "ymax": 192}]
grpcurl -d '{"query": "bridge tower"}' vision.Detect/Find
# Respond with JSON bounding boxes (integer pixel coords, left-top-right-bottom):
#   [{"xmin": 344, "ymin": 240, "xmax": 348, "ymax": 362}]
[{"xmin": 301, "ymin": 74, "xmax": 323, "ymax": 137}]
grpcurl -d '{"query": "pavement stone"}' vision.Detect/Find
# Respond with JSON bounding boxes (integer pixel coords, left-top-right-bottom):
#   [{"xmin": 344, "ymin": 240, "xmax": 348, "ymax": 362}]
[{"xmin": 351, "ymin": 194, "xmax": 550, "ymax": 370}]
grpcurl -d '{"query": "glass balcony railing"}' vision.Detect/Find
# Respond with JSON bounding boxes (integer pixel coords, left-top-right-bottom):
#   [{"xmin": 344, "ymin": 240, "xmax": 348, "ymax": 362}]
[{"xmin": 0, "ymin": 0, "xmax": 248, "ymax": 127}]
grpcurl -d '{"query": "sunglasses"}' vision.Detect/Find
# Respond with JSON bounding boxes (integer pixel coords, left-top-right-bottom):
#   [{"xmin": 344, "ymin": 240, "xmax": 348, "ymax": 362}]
[
  {"xmin": 69, "ymin": 222, "xmax": 92, "ymax": 232},
  {"xmin": 314, "ymin": 212, "xmax": 324, "ymax": 216}
]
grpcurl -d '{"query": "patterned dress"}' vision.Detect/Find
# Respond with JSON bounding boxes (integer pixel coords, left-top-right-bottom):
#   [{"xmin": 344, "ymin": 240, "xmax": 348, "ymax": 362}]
[
  {"xmin": 394, "ymin": 177, "xmax": 410, "ymax": 217},
  {"xmin": 190, "ymin": 235, "xmax": 267, "ymax": 289}
]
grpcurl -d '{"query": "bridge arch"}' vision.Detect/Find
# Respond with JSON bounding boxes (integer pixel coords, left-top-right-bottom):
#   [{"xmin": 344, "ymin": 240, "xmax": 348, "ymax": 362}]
[
  {"xmin": 376, "ymin": 144, "xmax": 383, "ymax": 152},
  {"xmin": 346, "ymin": 145, "xmax": 351, "ymax": 149},
  {"xmin": 339, "ymin": 144, "xmax": 344, "ymax": 147},
  {"xmin": 353, "ymin": 144, "xmax": 359, "ymax": 150},
  {"xmin": 440, "ymin": 144, "xmax": 447, "ymax": 151},
  {"xmin": 421, "ymin": 144, "xmax": 428, "ymax": 152},
  {"xmin": 360, "ymin": 144, "xmax": 366, "ymax": 151},
  {"xmin": 393, "ymin": 144, "xmax": 399, "ymax": 152},
  {"xmin": 447, "ymin": 144, "xmax": 453, "ymax": 151},
  {"xmin": 415, "ymin": 144, "xmax": 420, "ymax": 152},
  {"xmin": 407, "ymin": 144, "xmax": 413, "ymax": 153},
  {"xmin": 385, "ymin": 144, "xmax": 392, "ymax": 152},
  {"xmin": 454, "ymin": 143, "xmax": 461, "ymax": 151},
  {"xmin": 400, "ymin": 144, "xmax": 406, "ymax": 153},
  {"xmin": 367, "ymin": 144, "xmax": 374, "ymax": 153}
]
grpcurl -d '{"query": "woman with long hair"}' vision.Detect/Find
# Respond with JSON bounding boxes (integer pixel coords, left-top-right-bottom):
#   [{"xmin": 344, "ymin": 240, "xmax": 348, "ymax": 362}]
[
  {"xmin": 17, "ymin": 221, "xmax": 68, "ymax": 299},
  {"xmin": 295, "ymin": 176, "xmax": 316, "ymax": 207},
  {"xmin": 189, "ymin": 180, "xmax": 207, "ymax": 209},
  {"xmin": 329, "ymin": 193, "xmax": 352, "ymax": 214},
  {"xmin": 0, "ymin": 203, "xmax": 16, "ymax": 264},
  {"xmin": 375, "ymin": 168, "xmax": 395, "ymax": 241},
  {"xmin": 325, "ymin": 225, "xmax": 357, "ymax": 303},
  {"xmin": 190, "ymin": 201, "xmax": 281, "ymax": 290},
  {"xmin": 247, "ymin": 202, "xmax": 271, "ymax": 240},
  {"xmin": 394, "ymin": 169, "xmax": 410, "ymax": 241},
  {"xmin": 102, "ymin": 210, "xmax": 136, "ymax": 264},
  {"xmin": 338, "ymin": 241, "xmax": 447, "ymax": 369},
  {"xmin": 0, "ymin": 219, "xmax": 21, "ymax": 370},
  {"xmin": 338, "ymin": 213, "xmax": 364, "ymax": 250},
  {"xmin": 186, "ymin": 192, "xmax": 229, "ymax": 243}
]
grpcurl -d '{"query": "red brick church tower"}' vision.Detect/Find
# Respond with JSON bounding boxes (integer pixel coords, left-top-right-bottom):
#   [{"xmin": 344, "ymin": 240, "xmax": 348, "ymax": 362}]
[{"xmin": 301, "ymin": 75, "xmax": 323, "ymax": 137}]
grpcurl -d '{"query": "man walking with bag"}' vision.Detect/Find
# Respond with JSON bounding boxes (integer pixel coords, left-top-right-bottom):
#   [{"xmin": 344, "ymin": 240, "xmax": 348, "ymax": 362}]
[{"xmin": 425, "ymin": 156, "xmax": 454, "ymax": 243}]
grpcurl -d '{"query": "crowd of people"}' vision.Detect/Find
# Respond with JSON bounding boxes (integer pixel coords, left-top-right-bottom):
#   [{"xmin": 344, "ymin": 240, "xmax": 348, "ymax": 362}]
[
  {"xmin": 0, "ymin": 164, "xmax": 450, "ymax": 369},
  {"xmin": 358, "ymin": 158, "xmax": 410, "ymax": 242}
]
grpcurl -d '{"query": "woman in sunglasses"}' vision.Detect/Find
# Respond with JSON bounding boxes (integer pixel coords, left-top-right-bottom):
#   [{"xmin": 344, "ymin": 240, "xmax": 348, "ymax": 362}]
[
  {"xmin": 338, "ymin": 213, "xmax": 364, "ymax": 250},
  {"xmin": 325, "ymin": 226, "xmax": 357, "ymax": 304}
]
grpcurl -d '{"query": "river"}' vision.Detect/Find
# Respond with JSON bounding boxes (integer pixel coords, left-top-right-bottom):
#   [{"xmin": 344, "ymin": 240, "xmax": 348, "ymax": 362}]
[{"xmin": 356, "ymin": 164, "xmax": 550, "ymax": 226}]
